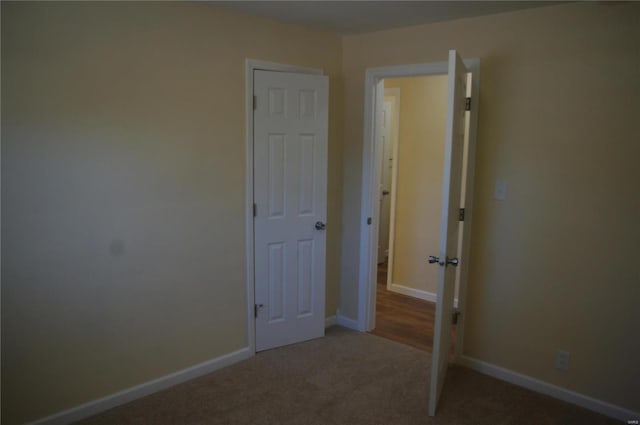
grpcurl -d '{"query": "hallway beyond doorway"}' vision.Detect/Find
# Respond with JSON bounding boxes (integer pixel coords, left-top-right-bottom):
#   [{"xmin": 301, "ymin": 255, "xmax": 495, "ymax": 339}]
[{"xmin": 370, "ymin": 262, "xmax": 456, "ymax": 361}]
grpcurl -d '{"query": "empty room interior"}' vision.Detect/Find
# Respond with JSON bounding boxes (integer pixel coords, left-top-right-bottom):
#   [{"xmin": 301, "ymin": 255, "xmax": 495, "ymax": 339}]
[{"xmin": 2, "ymin": 1, "xmax": 639, "ymax": 424}]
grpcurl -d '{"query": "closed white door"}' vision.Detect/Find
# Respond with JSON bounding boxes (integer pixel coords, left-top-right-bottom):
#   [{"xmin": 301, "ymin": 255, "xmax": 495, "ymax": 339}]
[
  {"xmin": 428, "ymin": 50, "xmax": 469, "ymax": 416},
  {"xmin": 253, "ymin": 70, "xmax": 329, "ymax": 352}
]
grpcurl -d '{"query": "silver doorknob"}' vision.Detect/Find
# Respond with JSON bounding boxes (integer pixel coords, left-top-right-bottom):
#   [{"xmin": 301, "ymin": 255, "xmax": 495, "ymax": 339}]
[
  {"xmin": 447, "ymin": 257, "xmax": 459, "ymax": 267},
  {"xmin": 315, "ymin": 221, "xmax": 326, "ymax": 230},
  {"xmin": 428, "ymin": 256, "xmax": 443, "ymax": 265}
]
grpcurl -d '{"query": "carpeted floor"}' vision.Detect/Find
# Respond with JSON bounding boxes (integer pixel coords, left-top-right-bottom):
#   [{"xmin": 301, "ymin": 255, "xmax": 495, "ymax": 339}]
[{"xmin": 77, "ymin": 327, "xmax": 618, "ymax": 425}]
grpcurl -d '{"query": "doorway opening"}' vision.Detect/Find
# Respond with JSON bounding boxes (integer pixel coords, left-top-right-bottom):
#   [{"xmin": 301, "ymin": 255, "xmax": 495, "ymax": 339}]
[
  {"xmin": 356, "ymin": 53, "xmax": 480, "ymax": 415},
  {"xmin": 357, "ymin": 58, "xmax": 479, "ymax": 351},
  {"xmin": 370, "ymin": 75, "xmax": 457, "ymax": 358}
]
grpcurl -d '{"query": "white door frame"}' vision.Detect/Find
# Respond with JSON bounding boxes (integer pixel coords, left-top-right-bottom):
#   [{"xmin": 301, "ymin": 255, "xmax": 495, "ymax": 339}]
[
  {"xmin": 357, "ymin": 59, "xmax": 480, "ymax": 361},
  {"xmin": 244, "ymin": 59, "xmax": 324, "ymax": 355}
]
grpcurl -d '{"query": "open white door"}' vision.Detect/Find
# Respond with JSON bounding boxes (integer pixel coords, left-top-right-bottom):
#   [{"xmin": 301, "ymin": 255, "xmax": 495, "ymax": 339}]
[
  {"xmin": 253, "ymin": 70, "xmax": 329, "ymax": 352},
  {"xmin": 428, "ymin": 50, "xmax": 469, "ymax": 416}
]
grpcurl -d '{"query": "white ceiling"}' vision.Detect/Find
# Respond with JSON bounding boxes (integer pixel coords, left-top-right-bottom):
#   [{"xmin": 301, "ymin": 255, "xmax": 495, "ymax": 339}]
[{"xmin": 214, "ymin": 1, "xmax": 560, "ymax": 35}]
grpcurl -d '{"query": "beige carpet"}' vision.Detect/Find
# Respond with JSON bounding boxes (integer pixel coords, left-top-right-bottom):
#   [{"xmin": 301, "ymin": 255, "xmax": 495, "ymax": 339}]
[{"xmin": 77, "ymin": 327, "xmax": 617, "ymax": 425}]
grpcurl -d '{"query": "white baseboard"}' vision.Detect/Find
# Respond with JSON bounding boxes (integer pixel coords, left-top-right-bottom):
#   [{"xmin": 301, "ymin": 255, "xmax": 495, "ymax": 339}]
[
  {"xmin": 336, "ymin": 314, "xmax": 359, "ymax": 331},
  {"xmin": 325, "ymin": 315, "xmax": 337, "ymax": 328},
  {"xmin": 389, "ymin": 283, "xmax": 459, "ymax": 308},
  {"xmin": 458, "ymin": 355, "xmax": 639, "ymax": 422},
  {"xmin": 30, "ymin": 347, "xmax": 253, "ymax": 425}
]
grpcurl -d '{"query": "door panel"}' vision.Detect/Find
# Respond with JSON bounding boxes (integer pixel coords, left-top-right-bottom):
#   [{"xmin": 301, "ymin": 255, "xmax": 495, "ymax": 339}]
[
  {"xmin": 297, "ymin": 239, "xmax": 314, "ymax": 316},
  {"xmin": 428, "ymin": 50, "xmax": 469, "ymax": 416},
  {"xmin": 268, "ymin": 134, "xmax": 286, "ymax": 217},
  {"xmin": 254, "ymin": 70, "xmax": 328, "ymax": 352},
  {"xmin": 299, "ymin": 135, "xmax": 316, "ymax": 215},
  {"xmin": 268, "ymin": 243, "xmax": 285, "ymax": 322}
]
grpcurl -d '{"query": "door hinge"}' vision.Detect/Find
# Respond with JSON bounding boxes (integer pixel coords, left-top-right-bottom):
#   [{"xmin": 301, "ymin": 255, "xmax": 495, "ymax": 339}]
[
  {"xmin": 367, "ymin": 217, "xmax": 372, "ymax": 225},
  {"xmin": 452, "ymin": 310, "xmax": 461, "ymax": 325},
  {"xmin": 253, "ymin": 95, "xmax": 257, "ymax": 110},
  {"xmin": 253, "ymin": 203, "xmax": 257, "ymax": 217},
  {"xmin": 465, "ymin": 97, "xmax": 471, "ymax": 111},
  {"xmin": 459, "ymin": 208, "xmax": 465, "ymax": 222}
]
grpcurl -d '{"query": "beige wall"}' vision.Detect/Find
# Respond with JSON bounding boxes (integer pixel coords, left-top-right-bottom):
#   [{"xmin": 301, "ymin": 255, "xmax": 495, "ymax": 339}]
[
  {"xmin": 384, "ymin": 76, "xmax": 446, "ymax": 295},
  {"xmin": 341, "ymin": 2, "xmax": 640, "ymax": 412},
  {"xmin": 0, "ymin": 2, "xmax": 342, "ymax": 424}
]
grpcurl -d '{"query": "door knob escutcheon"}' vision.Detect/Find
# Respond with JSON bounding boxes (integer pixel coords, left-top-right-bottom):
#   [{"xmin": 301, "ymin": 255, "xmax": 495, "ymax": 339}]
[
  {"xmin": 428, "ymin": 256, "xmax": 459, "ymax": 267},
  {"xmin": 446, "ymin": 257, "xmax": 459, "ymax": 267}
]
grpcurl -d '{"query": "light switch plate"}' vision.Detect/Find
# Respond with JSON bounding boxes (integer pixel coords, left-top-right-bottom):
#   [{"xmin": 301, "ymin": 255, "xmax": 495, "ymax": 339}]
[{"xmin": 494, "ymin": 180, "xmax": 507, "ymax": 201}]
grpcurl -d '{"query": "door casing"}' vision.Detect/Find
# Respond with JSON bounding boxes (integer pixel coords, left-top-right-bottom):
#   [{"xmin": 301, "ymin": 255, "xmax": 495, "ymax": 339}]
[
  {"xmin": 357, "ymin": 58, "xmax": 480, "ymax": 362},
  {"xmin": 244, "ymin": 59, "xmax": 324, "ymax": 355}
]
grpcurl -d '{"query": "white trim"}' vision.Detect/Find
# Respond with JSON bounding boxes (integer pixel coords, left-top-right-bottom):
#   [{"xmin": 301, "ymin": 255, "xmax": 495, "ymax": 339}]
[
  {"xmin": 458, "ymin": 355, "xmax": 640, "ymax": 422},
  {"xmin": 390, "ymin": 284, "xmax": 436, "ymax": 302},
  {"xmin": 388, "ymin": 283, "xmax": 459, "ymax": 308},
  {"xmin": 325, "ymin": 315, "xmax": 337, "ymax": 328},
  {"xmin": 245, "ymin": 59, "xmax": 324, "ymax": 355},
  {"xmin": 29, "ymin": 347, "xmax": 252, "ymax": 425},
  {"xmin": 358, "ymin": 59, "xmax": 480, "ymax": 333},
  {"xmin": 336, "ymin": 313, "xmax": 360, "ymax": 331}
]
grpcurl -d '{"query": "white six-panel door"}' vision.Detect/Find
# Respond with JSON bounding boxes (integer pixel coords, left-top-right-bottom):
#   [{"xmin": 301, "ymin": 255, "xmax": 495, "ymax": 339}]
[
  {"xmin": 253, "ymin": 70, "xmax": 329, "ymax": 352},
  {"xmin": 428, "ymin": 50, "xmax": 469, "ymax": 416}
]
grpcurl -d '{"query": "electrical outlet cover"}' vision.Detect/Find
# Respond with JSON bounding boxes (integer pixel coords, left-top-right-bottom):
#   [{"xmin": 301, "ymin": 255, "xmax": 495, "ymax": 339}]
[{"xmin": 555, "ymin": 350, "xmax": 570, "ymax": 371}]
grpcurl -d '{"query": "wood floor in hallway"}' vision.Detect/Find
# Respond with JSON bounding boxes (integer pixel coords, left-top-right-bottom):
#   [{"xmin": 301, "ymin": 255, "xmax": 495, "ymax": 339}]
[{"xmin": 369, "ymin": 262, "xmax": 456, "ymax": 357}]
